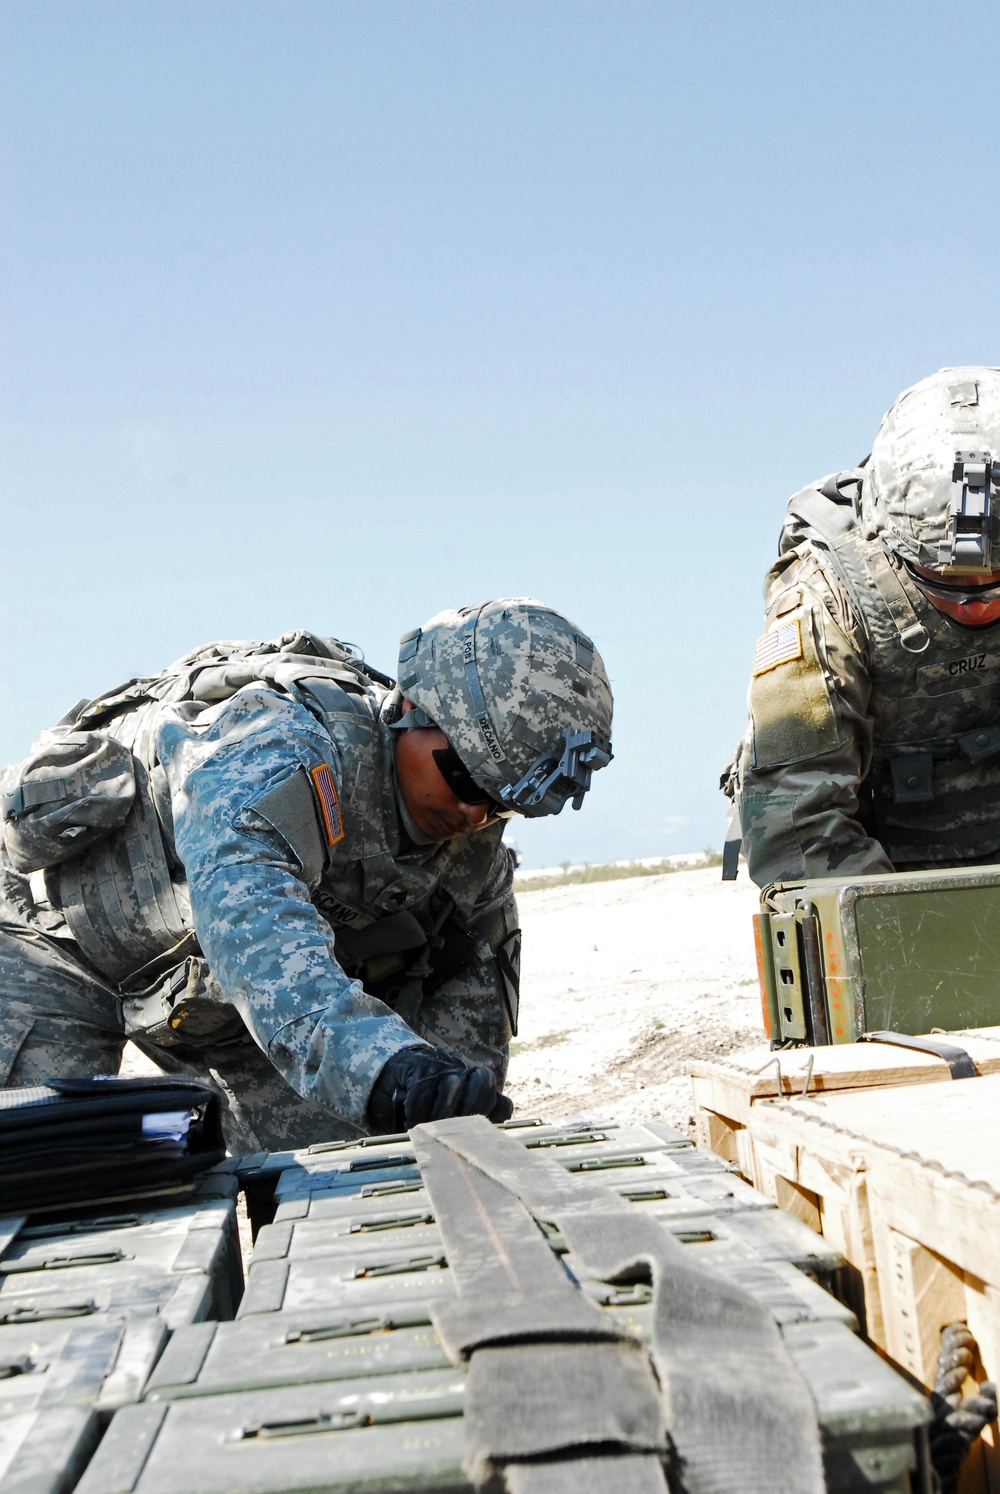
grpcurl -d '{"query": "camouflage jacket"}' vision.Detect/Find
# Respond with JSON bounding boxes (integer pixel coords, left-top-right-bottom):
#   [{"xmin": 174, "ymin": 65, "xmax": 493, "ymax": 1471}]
[
  {"xmin": 1, "ymin": 635, "xmax": 518, "ymax": 1129},
  {"xmin": 738, "ymin": 486, "xmax": 1000, "ymax": 886}
]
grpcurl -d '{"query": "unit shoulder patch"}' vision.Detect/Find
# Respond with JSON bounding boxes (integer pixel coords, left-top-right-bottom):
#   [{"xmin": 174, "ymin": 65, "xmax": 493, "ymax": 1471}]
[
  {"xmin": 310, "ymin": 763, "xmax": 345, "ymax": 846},
  {"xmin": 752, "ymin": 618, "xmax": 803, "ymax": 678}
]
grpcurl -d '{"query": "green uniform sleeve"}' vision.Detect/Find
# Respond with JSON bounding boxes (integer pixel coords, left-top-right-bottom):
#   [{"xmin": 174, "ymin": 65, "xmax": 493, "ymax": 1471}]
[{"xmin": 738, "ymin": 546, "xmax": 895, "ymax": 885}]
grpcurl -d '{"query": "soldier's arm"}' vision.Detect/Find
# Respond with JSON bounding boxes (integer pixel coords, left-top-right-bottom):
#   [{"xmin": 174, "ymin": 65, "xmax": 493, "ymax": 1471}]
[
  {"xmin": 413, "ymin": 841, "xmax": 520, "ymax": 1090},
  {"xmin": 156, "ymin": 688, "xmax": 425, "ymax": 1130},
  {"xmin": 738, "ymin": 547, "xmax": 894, "ymax": 885}
]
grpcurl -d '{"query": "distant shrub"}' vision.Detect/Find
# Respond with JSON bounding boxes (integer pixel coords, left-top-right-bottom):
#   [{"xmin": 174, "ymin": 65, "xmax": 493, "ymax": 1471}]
[{"xmin": 515, "ymin": 850, "xmax": 723, "ymax": 893}]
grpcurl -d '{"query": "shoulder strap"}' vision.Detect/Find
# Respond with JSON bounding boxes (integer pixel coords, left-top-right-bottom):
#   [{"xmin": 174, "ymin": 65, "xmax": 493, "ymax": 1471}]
[
  {"xmin": 778, "ymin": 465, "xmax": 937, "ymax": 654},
  {"xmin": 779, "ymin": 467, "xmax": 865, "ymax": 556},
  {"xmin": 859, "ymin": 547, "xmax": 931, "ymax": 654},
  {"xmin": 64, "ymin": 632, "xmax": 390, "ymax": 735},
  {"xmin": 170, "ymin": 631, "xmax": 386, "ymax": 703}
]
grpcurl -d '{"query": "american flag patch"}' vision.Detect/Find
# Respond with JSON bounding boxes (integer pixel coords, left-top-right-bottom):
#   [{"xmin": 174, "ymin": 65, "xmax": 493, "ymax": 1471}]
[
  {"xmin": 752, "ymin": 619, "xmax": 803, "ymax": 677},
  {"xmin": 310, "ymin": 764, "xmax": 345, "ymax": 846}
]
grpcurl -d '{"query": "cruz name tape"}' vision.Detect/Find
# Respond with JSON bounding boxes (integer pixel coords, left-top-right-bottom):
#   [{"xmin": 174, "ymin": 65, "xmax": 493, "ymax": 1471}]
[{"xmin": 752, "ymin": 619, "xmax": 803, "ymax": 678}]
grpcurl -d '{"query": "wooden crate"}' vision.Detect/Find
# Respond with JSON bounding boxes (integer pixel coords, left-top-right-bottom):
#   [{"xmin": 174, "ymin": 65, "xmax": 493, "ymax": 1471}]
[
  {"xmin": 689, "ymin": 1028, "xmax": 1000, "ymax": 1181},
  {"xmin": 738, "ymin": 1091, "xmax": 887, "ymax": 1348},
  {"xmin": 742, "ymin": 1074, "xmax": 1000, "ymax": 1397}
]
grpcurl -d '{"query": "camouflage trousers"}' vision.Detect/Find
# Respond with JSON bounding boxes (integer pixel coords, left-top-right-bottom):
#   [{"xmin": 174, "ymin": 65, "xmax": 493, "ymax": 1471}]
[{"xmin": 0, "ymin": 915, "xmax": 511, "ymax": 1155}]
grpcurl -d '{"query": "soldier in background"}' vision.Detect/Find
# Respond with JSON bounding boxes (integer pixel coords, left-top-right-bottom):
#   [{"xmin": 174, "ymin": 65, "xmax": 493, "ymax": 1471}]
[
  {"xmin": 0, "ymin": 599, "xmax": 612, "ymax": 1148},
  {"xmin": 734, "ymin": 367, "xmax": 1000, "ymax": 887}
]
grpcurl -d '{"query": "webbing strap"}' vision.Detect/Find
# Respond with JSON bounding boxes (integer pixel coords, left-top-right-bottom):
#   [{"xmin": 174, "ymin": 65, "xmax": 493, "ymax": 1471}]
[
  {"xmin": 864, "ymin": 550, "xmax": 931, "ymax": 653},
  {"xmin": 862, "ymin": 1030, "xmax": 979, "ymax": 1080},
  {"xmin": 413, "ymin": 1130, "xmax": 666, "ymax": 1491},
  {"xmin": 506, "ymin": 1454, "xmax": 670, "ymax": 1494},
  {"xmin": 3, "ymin": 778, "xmax": 68, "ymax": 815},
  {"xmin": 416, "ymin": 1117, "xmax": 825, "ymax": 1494},
  {"xmin": 462, "ymin": 608, "xmax": 508, "ymax": 766}
]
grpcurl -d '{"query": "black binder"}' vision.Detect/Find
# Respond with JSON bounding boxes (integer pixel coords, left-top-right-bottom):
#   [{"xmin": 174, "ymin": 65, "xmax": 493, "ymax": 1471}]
[{"xmin": 0, "ymin": 1075, "xmax": 226, "ymax": 1214}]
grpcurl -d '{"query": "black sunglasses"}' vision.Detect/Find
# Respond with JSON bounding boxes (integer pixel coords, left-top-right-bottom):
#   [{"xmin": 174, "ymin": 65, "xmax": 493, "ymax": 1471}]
[{"xmin": 431, "ymin": 745, "xmax": 512, "ymax": 817}]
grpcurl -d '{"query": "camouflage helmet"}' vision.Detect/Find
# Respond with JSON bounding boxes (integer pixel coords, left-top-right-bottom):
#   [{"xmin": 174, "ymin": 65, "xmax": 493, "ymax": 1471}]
[
  {"xmin": 861, "ymin": 366, "xmax": 1000, "ymax": 573},
  {"xmin": 395, "ymin": 598, "xmax": 613, "ymax": 817}
]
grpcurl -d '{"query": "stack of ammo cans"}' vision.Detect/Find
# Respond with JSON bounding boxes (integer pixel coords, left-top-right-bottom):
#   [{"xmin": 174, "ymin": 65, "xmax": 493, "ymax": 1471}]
[
  {"xmin": 0, "ymin": 1167, "xmax": 242, "ymax": 1493},
  {"xmin": 75, "ymin": 1118, "xmax": 933, "ymax": 1494}
]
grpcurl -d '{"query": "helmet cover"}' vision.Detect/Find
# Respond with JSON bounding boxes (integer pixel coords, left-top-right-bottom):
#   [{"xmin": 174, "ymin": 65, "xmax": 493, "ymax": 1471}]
[
  {"xmin": 861, "ymin": 366, "xmax": 1000, "ymax": 572},
  {"xmin": 396, "ymin": 598, "xmax": 613, "ymax": 816}
]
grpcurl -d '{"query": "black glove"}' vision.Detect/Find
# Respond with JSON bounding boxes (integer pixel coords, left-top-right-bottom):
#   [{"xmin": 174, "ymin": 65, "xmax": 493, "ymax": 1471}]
[{"xmin": 367, "ymin": 1046, "xmax": 499, "ymax": 1134}]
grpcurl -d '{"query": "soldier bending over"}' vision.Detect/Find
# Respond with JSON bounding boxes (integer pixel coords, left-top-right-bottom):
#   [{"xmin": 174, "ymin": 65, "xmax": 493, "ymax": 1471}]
[
  {"xmin": 0, "ymin": 599, "xmax": 612, "ymax": 1149},
  {"xmin": 733, "ymin": 367, "xmax": 1000, "ymax": 886}
]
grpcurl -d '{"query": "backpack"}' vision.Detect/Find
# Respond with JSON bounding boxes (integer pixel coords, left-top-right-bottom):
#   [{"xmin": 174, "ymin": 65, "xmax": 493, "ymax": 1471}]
[{"xmin": 1, "ymin": 630, "xmax": 392, "ymax": 877}]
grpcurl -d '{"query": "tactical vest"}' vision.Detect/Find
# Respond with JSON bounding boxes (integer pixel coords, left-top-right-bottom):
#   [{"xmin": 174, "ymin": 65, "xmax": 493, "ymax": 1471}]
[
  {"xmin": 5, "ymin": 632, "xmax": 505, "ymax": 1014},
  {"xmin": 784, "ymin": 481, "xmax": 1000, "ymax": 866},
  {"xmin": 29, "ymin": 633, "xmax": 375, "ymax": 986}
]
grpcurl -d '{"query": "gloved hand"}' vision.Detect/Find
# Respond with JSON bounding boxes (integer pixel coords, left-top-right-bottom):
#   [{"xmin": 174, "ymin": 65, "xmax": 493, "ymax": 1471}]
[{"xmin": 367, "ymin": 1045, "xmax": 500, "ymax": 1134}]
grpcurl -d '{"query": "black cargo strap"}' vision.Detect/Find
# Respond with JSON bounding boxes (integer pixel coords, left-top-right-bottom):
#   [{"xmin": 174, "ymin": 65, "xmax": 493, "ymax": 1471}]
[
  {"xmin": 413, "ymin": 1117, "xmax": 824, "ymax": 1494},
  {"xmin": 861, "ymin": 1031, "xmax": 979, "ymax": 1080},
  {"xmin": 721, "ymin": 837, "xmax": 741, "ymax": 882}
]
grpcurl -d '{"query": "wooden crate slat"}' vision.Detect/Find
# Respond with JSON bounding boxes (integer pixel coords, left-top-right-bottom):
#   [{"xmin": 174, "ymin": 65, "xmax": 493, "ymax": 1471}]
[{"xmin": 690, "ymin": 1027, "xmax": 1000, "ymax": 1106}]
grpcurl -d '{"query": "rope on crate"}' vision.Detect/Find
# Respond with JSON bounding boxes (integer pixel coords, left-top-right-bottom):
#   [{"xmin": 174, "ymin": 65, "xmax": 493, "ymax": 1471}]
[{"xmin": 929, "ymin": 1322, "xmax": 998, "ymax": 1494}]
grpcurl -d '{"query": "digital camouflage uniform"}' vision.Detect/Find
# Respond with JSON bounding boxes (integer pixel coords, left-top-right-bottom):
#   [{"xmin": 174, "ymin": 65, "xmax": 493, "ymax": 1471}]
[
  {"xmin": 0, "ymin": 632, "xmax": 519, "ymax": 1151},
  {"xmin": 738, "ymin": 367, "xmax": 1000, "ymax": 887},
  {"xmin": 0, "ymin": 602, "xmax": 612, "ymax": 1150}
]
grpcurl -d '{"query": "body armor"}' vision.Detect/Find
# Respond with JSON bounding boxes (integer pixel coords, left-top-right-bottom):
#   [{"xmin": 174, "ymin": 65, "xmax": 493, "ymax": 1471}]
[
  {"xmin": 788, "ymin": 484, "xmax": 1000, "ymax": 866},
  {"xmin": 2, "ymin": 632, "xmax": 512, "ymax": 1040}
]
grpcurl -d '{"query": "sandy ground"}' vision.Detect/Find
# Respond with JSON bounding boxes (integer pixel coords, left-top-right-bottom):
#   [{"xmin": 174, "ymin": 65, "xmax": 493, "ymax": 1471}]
[
  {"xmin": 125, "ymin": 865, "xmax": 764, "ymax": 1135},
  {"xmin": 505, "ymin": 866, "xmax": 763, "ymax": 1132}
]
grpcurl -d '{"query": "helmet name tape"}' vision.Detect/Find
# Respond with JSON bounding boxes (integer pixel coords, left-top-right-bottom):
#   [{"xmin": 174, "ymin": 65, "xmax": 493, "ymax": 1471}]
[
  {"xmin": 462, "ymin": 612, "xmax": 507, "ymax": 763},
  {"xmin": 939, "ymin": 450, "xmax": 999, "ymax": 572}
]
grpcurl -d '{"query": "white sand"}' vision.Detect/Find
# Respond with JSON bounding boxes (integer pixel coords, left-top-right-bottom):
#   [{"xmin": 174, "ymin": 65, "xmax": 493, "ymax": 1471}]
[{"xmin": 506, "ymin": 866, "xmax": 763, "ymax": 1131}]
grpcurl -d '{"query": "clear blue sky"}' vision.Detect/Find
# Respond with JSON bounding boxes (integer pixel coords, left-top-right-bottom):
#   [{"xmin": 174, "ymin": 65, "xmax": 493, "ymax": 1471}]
[{"xmin": 3, "ymin": 1, "xmax": 999, "ymax": 868}]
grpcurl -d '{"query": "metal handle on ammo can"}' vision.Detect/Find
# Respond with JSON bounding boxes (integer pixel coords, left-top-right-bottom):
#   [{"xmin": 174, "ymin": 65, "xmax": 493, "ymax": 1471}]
[
  {"xmin": 799, "ymin": 903, "xmax": 831, "ymax": 1046},
  {"xmin": 759, "ymin": 910, "xmax": 808, "ymax": 1043},
  {"xmin": 754, "ymin": 903, "xmax": 832, "ymax": 1046},
  {"xmin": 752, "ymin": 912, "xmax": 781, "ymax": 1041}
]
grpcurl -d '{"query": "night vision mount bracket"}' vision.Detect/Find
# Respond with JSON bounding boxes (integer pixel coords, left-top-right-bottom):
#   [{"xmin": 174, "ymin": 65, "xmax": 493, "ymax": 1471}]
[
  {"xmin": 938, "ymin": 449, "xmax": 1000, "ymax": 572},
  {"xmin": 499, "ymin": 728, "xmax": 613, "ymax": 817}
]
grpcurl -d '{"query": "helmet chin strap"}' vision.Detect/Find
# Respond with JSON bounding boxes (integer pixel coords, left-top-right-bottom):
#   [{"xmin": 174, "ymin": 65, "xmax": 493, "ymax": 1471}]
[{"xmin": 389, "ymin": 705, "xmax": 436, "ymax": 731}]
